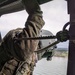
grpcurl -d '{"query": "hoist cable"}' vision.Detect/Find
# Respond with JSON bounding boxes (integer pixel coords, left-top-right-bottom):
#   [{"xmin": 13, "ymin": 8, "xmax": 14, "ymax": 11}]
[
  {"xmin": 63, "ymin": 22, "xmax": 70, "ymax": 31},
  {"xmin": 14, "ymin": 36, "xmax": 56, "ymax": 40},
  {"xmin": 35, "ymin": 41, "xmax": 59, "ymax": 53}
]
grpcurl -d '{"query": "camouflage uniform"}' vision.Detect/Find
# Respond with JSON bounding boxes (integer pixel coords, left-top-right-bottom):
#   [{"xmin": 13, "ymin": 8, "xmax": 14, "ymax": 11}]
[{"xmin": 0, "ymin": 0, "xmax": 45, "ymax": 75}]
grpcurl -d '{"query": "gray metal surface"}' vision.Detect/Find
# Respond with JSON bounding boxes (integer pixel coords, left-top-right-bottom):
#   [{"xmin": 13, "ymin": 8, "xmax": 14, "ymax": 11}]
[
  {"xmin": 67, "ymin": 0, "xmax": 75, "ymax": 75},
  {"xmin": 39, "ymin": 29, "xmax": 56, "ymax": 50},
  {"xmin": 0, "ymin": 0, "xmax": 52, "ymax": 15}
]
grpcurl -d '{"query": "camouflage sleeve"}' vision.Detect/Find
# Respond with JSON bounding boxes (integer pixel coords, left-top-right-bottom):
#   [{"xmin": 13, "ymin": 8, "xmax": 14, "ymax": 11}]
[
  {"xmin": 25, "ymin": 11, "xmax": 44, "ymax": 36},
  {"xmin": 15, "ymin": 10, "xmax": 45, "ymax": 61}
]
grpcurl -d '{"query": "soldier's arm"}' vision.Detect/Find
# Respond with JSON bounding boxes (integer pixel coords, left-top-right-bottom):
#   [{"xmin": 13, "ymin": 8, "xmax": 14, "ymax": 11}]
[
  {"xmin": 22, "ymin": 0, "xmax": 45, "ymax": 37},
  {"xmin": 17, "ymin": 0, "xmax": 45, "ymax": 61}
]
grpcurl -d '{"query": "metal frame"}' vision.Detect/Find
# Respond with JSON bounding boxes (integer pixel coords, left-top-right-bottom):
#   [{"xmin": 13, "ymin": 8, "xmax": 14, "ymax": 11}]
[
  {"xmin": 0, "ymin": 0, "xmax": 52, "ymax": 15},
  {"xmin": 67, "ymin": 0, "xmax": 75, "ymax": 75}
]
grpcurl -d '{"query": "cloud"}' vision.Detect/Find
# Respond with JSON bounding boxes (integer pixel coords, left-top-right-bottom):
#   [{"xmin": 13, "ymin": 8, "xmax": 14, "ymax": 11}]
[{"xmin": 0, "ymin": 10, "xmax": 28, "ymax": 31}]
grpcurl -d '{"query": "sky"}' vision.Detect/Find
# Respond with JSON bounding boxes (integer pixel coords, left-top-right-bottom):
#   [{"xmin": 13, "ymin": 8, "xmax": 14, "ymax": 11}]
[{"xmin": 0, "ymin": 0, "xmax": 69, "ymax": 48}]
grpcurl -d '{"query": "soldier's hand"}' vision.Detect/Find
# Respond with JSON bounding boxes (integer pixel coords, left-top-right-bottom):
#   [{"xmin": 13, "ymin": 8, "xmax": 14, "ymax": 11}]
[{"xmin": 22, "ymin": 0, "xmax": 41, "ymax": 14}]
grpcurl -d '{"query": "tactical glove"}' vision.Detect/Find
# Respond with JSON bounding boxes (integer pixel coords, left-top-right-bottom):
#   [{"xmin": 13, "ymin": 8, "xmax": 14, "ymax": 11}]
[{"xmin": 22, "ymin": 0, "xmax": 41, "ymax": 15}]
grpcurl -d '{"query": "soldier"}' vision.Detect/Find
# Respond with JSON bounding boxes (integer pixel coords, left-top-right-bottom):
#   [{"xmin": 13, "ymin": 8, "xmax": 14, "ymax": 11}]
[{"xmin": 0, "ymin": 0, "xmax": 45, "ymax": 75}]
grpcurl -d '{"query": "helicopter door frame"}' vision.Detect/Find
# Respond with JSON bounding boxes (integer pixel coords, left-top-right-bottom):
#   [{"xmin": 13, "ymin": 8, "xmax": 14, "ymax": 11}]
[{"xmin": 67, "ymin": 0, "xmax": 75, "ymax": 75}]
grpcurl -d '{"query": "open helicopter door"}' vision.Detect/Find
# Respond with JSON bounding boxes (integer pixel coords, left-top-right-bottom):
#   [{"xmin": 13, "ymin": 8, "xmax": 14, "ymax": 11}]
[{"xmin": 0, "ymin": 0, "xmax": 52, "ymax": 15}]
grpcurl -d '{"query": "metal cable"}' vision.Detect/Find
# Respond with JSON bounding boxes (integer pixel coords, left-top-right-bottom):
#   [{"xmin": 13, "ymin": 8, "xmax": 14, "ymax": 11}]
[
  {"xmin": 14, "ymin": 36, "xmax": 56, "ymax": 40},
  {"xmin": 35, "ymin": 41, "xmax": 59, "ymax": 53}
]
